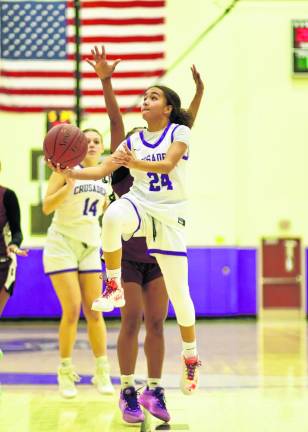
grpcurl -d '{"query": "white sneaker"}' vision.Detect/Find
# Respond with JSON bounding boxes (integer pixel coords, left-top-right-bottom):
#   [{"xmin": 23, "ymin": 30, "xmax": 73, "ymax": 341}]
[
  {"xmin": 180, "ymin": 354, "xmax": 201, "ymax": 395},
  {"xmin": 92, "ymin": 363, "xmax": 115, "ymax": 395},
  {"xmin": 91, "ymin": 278, "xmax": 125, "ymax": 312},
  {"xmin": 57, "ymin": 365, "xmax": 80, "ymax": 399}
]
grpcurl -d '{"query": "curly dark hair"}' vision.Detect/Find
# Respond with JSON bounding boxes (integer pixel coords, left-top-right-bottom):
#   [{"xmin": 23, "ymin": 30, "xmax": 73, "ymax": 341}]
[{"xmin": 149, "ymin": 85, "xmax": 192, "ymax": 128}]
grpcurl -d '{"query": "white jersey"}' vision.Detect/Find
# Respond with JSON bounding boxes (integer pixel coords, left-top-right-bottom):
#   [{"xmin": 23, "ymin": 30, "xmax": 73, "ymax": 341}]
[
  {"xmin": 121, "ymin": 122, "xmax": 190, "ymax": 229},
  {"xmin": 50, "ymin": 166, "xmax": 109, "ymax": 246}
]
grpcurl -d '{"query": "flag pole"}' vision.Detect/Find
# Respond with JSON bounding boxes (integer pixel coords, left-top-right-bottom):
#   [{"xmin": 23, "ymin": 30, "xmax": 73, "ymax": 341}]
[{"xmin": 74, "ymin": 0, "xmax": 81, "ymax": 127}]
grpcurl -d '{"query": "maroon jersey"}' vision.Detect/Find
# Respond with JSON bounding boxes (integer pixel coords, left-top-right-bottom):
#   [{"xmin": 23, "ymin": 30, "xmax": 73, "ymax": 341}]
[
  {"xmin": 0, "ymin": 186, "xmax": 23, "ymax": 257},
  {"xmin": 111, "ymin": 167, "xmax": 156, "ymax": 264}
]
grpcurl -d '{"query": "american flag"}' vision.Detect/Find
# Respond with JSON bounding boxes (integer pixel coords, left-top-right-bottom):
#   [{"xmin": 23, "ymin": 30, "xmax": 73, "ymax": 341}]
[{"xmin": 0, "ymin": 0, "xmax": 166, "ymax": 113}]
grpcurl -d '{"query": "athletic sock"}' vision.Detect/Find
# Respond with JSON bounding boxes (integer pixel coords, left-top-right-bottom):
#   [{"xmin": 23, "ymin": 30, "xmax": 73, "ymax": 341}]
[
  {"xmin": 121, "ymin": 374, "xmax": 135, "ymax": 389},
  {"xmin": 147, "ymin": 378, "xmax": 161, "ymax": 389},
  {"xmin": 60, "ymin": 357, "xmax": 72, "ymax": 367},
  {"xmin": 182, "ymin": 341, "xmax": 197, "ymax": 358},
  {"xmin": 95, "ymin": 355, "xmax": 108, "ymax": 368},
  {"xmin": 106, "ymin": 268, "xmax": 121, "ymax": 282}
]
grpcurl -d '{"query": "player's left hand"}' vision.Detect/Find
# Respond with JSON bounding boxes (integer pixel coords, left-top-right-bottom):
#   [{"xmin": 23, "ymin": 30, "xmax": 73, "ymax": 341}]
[
  {"xmin": 112, "ymin": 143, "xmax": 136, "ymax": 168},
  {"xmin": 7, "ymin": 244, "xmax": 29, "ymax": 257},
  {"xmin": 86, "ymin": 45, "xmax": 121, "ymax": 80}
]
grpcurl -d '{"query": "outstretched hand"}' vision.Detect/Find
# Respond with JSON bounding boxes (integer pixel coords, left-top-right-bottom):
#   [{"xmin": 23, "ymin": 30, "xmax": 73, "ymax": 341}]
[
  {"xmin": 191, "ymin": 64, "xmax": 204, "ymax": 94},
  {"xmin": 86, "ymin": 45, "xmax": 121, "ymax": 80}
]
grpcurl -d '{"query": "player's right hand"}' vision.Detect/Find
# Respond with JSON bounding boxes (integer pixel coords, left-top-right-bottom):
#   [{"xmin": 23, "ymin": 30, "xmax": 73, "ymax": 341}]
[{"xmin": 45, "ymin": 159, "xmax": 71, "ymax": 175}]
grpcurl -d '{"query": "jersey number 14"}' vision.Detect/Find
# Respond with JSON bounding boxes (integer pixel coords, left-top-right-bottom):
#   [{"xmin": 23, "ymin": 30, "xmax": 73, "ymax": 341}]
[{"xmin": 83, "ymin": 198, "xmax": 99, "ymax": 216}]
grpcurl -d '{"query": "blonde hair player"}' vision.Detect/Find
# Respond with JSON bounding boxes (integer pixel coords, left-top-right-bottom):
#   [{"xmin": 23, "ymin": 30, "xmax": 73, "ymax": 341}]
[
  {"xmin": 50, "ymin": 47, "xmax": 204, "ymax": 398},
  {"xmin": 43, "ymin": 129, "xmax": 114, "ymax": 398}
]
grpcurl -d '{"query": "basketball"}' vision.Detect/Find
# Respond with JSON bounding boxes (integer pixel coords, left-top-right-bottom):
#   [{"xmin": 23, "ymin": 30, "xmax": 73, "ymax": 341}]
[{"xmin": 43, "ymin": 124, "xmax": 88, "ymax": 169}]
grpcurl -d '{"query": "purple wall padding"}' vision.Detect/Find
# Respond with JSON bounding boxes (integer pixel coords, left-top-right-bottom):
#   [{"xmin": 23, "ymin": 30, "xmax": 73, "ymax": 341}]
[
  {"xmin": 2, "ymin": 247, "xmax": 257, "ymax": 319},
  {"xmin": 306, "ymin": 250, "xmax": 308, "ymax": 314}
]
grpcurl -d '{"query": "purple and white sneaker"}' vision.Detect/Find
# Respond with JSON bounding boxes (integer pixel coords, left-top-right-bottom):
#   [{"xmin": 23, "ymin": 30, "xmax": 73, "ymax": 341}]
[
  {"xmin": 139, "ymin": 386, "xmax": 170, "ymax": 423},
  {"xmin": 119, "ymin": 386, "xmax": 145, "ymax": 423}
]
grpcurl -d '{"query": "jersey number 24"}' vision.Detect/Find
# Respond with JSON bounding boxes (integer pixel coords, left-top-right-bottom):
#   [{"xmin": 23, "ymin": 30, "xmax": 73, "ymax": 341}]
[{"xmin": 147, "ymin": 172, "xmax": 173, "ymax": 191}]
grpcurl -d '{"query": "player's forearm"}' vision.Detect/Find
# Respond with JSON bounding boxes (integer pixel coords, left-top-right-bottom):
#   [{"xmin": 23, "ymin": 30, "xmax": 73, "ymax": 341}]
[
  {"xmin": 131, "ymin": 159, "xmax": 174, "ymax": 174},
  {"xmin": 188, "ymin": 92, "xmax": 204, "ymax": 125},
  {"xmin": 101, "ymin": 78, "xmax": 125, "ymax": 152},
  {"xmin": 71, "ymin": 158, "xmax": 115, "ymax": 180},
  {"xmin": 101, "ymin": 78, "xmax": 122, "ymax": 125},
  {"xmin": 42, "ymin": 185, "xmax": 73, "ymax": 215}
]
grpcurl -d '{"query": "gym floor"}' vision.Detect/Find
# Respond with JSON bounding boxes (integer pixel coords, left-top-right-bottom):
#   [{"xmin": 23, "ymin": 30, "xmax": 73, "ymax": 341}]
[{"xmin": 0, "ymin": 318, "xmax": 307, "ymax": 431}]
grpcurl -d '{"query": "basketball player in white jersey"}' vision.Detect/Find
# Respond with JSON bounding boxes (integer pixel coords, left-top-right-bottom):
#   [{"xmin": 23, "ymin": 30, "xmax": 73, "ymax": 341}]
[
  {"xmin": 43, "ymin": 129, "xmax": 114, "ymax": 398},
  {"xmin": 54, "ymin": 57, "xmax": 203, "ymax": 395},
  {"xmin": 89, "ymin": 45, "xmax": 204, "ymax": 423}
]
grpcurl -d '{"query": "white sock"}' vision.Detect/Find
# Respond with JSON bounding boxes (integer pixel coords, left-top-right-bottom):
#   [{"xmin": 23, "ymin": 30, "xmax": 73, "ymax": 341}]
[
  {"xmin": 182, "ymin": 341, "xmax": 197, "ymax": 358},
  {"xmin": 147, "ymin": 378, "xmax": 161, "ymax": 389},
  {"xmin": 106, "ymin": 268, "xmax": 121, "ymax": 281},
  {"xmin": 121, "ymin": 374, "xmax": 135, "ymax": 389},
  {"xmin": 96, "ymin": 355, "xmax": 108, "ymax": 367},
  {"xmin": 60, "ymin": 357, "xmax": 72, "ymax": 367}
]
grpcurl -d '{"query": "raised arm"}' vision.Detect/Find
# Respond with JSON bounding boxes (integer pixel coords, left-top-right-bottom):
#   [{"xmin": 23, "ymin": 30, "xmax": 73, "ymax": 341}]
[
  {"xmin": 187, "ymin": 65, "xmax": 204, "ymax": 125},
  {"xmin": 86, "ymin": 45, "xmax": 125, "ymax": 152}
]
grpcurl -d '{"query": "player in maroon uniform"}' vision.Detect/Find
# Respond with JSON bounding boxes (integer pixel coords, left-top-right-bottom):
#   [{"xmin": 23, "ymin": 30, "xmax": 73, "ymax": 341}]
[
  {"xmin": 86, "ymin": 46, "xmax": 204, "ymax": 424},
  {"xmin": 0, "ymin": 161, "xmax": 28, "ymax": 359}
]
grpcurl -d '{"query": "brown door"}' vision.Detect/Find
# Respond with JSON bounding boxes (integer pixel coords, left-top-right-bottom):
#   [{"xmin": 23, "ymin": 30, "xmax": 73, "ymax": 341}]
[{"xmin": 262, "ymin": 238, "xmax": 302, "ymax": 308}]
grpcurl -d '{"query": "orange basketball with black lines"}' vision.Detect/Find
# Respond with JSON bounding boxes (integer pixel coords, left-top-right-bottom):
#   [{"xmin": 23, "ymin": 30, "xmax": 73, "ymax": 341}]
[{"xmin": 43, "ymin": 124, "xmax": 88, "ymax": 169}]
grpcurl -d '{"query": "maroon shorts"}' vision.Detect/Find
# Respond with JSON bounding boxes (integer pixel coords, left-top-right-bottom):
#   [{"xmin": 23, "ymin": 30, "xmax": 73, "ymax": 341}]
[
  {"xmin": 0, "ymin": 256, "xmax": 15, "ymax": 296},
  {"xmin": 122, "ymin": 260, "xmax": 163, "ymax": 286}
]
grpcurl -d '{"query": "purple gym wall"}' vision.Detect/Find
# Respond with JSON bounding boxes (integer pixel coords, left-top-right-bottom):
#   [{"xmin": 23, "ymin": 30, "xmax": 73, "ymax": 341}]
[{"xmin": 2, "ymin": 247, "xmax": 258, "ymax": 319}]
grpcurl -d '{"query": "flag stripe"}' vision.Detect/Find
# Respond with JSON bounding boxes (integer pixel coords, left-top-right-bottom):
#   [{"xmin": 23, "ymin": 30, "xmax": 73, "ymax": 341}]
[
  {"xmin": 66, "ymin": 17, "xmax": 164, "ymax": 25},
  {"xmin": 0, "ymin": 69, "xmax": 164, "ymax": 79},
  {"xmin": 66, "ymin": 7, "xmax": 165, "ymax": 20},
  {"xmin": 1, "ymin": 57, "xmax": 164, "ymax": 72},
  {"xmin": 0, "ymin": 87, "xmax": 145, "ymax": 96},
  {"xmin": 0, "ymin": 76, "xmax": 157, "ymax": 90},
  {"xmin": 0, "ymin": 94, "xmax": 143, "ymax": 108},
  {"xmin": 0, "ymin": 104, "xmax": 141, "ymax": 113},
  {"xmin": 67, "ymin": 35, "xmax": 164, "ymax": 43},
  {"xmin": 66, "ymin": 1, "xmax": 165, "ymax": 9},
  {"xmin": 67, "ymin": 52, "xmax": 164, "ymax": 61}
]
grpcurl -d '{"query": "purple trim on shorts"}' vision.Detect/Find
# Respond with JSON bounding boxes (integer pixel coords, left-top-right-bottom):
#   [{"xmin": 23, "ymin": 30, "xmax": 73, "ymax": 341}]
[
  {"xmin": 139, "ymin": 122, "xmax": 172, "ymax": 148},
  {"xmin": 45, "ymin": 268, "xmax": 78, "ymax": 275},
  {"xmin": 171, "ymin": 124, "xmax": 180, "ymax": 142},
  {"xmin": 126, "ymin": 136, "xmax": 132, "ymax": 150},
  {"xmin": 78, "ymin": 269, "xmax": 102, "ymax": 274},
  {"xmin": 121, "ymin": 197, "xmax": 141, "ymax": 235},
  {"xmin": 148, "ymin": 249, "xmax": 187, "ymax": 257}
]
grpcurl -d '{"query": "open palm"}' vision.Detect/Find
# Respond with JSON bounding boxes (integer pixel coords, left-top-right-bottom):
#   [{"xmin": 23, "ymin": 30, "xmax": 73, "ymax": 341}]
[{"xmin": 86, "ymin": 45, "xmax": 121, "ymax": 80}]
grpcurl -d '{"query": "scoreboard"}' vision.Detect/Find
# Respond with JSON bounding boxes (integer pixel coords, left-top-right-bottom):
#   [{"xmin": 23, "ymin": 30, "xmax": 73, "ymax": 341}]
[{"xmin": 292, "ymin": 20, "xmax": 308, "ymax": 75}]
